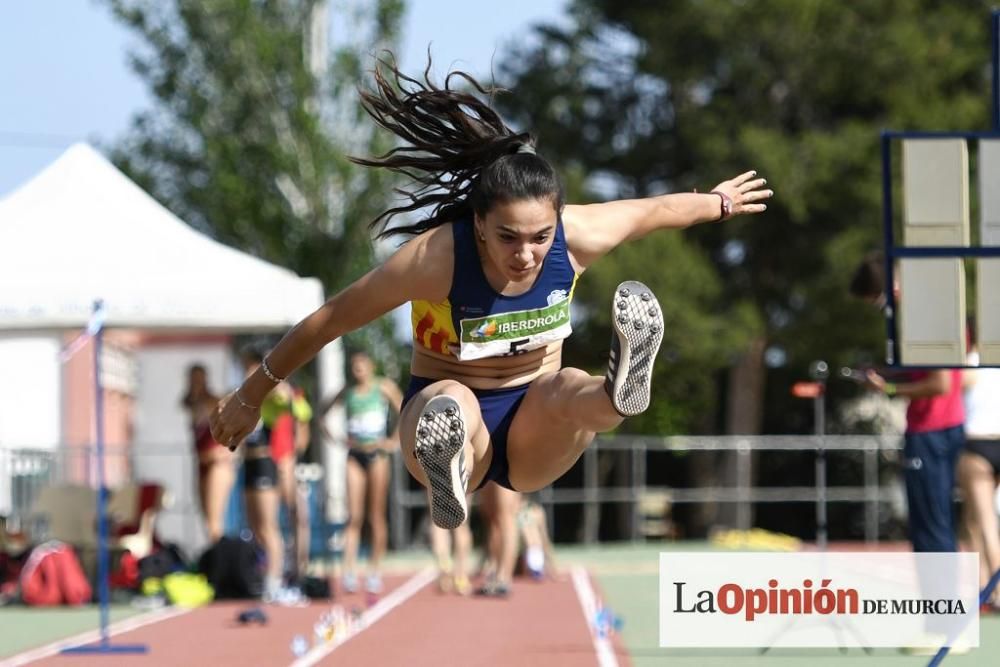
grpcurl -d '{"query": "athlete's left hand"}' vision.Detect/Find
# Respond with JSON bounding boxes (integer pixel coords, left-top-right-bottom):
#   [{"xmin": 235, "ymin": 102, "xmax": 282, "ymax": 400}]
[{"xmin": 710, "ymin": 170, "xmax": 774, "ymax": 220}]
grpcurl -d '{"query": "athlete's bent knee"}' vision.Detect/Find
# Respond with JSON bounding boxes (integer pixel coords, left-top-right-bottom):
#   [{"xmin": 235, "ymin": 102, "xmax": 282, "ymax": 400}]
[
  {"xmin": 428, "ymin": 379, "xmax": 475, "ymax": 401},
  {"xmin": 539, "ymin": 368, "xmax": 590, "ymax": 419},
  {"xmin": 552, "ymin": 367, "xmax": 590, "ymax": 388}
]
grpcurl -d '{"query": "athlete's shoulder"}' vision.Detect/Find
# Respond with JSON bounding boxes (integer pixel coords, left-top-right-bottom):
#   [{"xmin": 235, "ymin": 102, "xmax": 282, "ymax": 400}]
[
  {"xmin": 415, "ymin": 223, "xmax": 456, "ymax": 264},
  {"xmin": 387, "ymin": 224, "xmax": 454, "ymax": 266},
  {"xmin": 378, "ymin": 377, "xmax": 404, "ymax": 403},
  {"xmin": 381, "ymin": 224, "xmax": 455, "ymax": 303}
]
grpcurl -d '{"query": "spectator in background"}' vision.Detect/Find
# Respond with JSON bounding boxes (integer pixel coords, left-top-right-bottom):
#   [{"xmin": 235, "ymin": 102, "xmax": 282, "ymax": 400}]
[
  {"xmin": 262, "ymin": 374, "xmax": 313, "ymax": 582},
  {"xmin": 850, "ymin": 251, "xmax": 968, "ymax": 653},
  {"xmin": 181, "ymin": 364, "xmax": 234, "ymax": 542},
  {"xmin": 515, "ymin": 497, "xmax": 560, "ymax": 581},
  {"xmin": 958, "ymin": 319, "xmax": 1000, "ymax": 610},
  {"xmin": 850, "ymin": 252, "xmax": 966, "ymax": 554},
  {"xmin": 477, "ymin": 484, "xmax": 520, "ymax": 597},
  {"xmin": 429, "ymin": 520, "xmax": 473, "ymax": 596},
  {"xmin": 320, "ymin": 350, "xmax": 403, "ymax": 595},
  {"xmin": 239, "ymin": 349, "xmax": 288, "ymax": 603}
]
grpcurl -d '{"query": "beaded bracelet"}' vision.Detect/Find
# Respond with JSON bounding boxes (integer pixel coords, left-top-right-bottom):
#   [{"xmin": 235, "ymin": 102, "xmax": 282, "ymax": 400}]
[{"xmin": 261, "ymin": 358, "xmax": 286, "ymax": 384}]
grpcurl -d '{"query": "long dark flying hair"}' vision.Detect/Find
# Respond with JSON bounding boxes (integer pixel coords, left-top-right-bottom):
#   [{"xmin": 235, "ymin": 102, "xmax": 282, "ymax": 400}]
[{"xmin": 352, "ymin": 53, "xmax": 564, "ymax": 239}]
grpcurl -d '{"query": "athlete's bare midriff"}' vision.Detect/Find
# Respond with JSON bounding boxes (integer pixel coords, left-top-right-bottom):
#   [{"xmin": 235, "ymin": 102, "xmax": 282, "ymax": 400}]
[{"xmin": 410, "ymin": 340, "xmax": 564, "ymax": 389}]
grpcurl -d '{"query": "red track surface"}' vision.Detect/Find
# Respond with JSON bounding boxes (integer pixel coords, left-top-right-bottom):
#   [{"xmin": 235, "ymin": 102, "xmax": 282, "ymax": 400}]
[
  {"xmin": 23, "ymin": 572, "xmax": 628, "ymax": 666},
  {"xmin": 327, "ymin": 576, "xmax": 629, "ymax": 666}
]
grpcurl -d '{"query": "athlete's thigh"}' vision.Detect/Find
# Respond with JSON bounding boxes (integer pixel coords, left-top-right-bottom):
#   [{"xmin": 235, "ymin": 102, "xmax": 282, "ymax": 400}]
[
  {"xmin": 505, "ymin": 377, "xmax": 596, "ymax": 491},
  {"xmin": 276, "ymin": 456, "xmax": 296, "ymax": 507},
  {"xmin": 478, "ymin": 481, "xmax": 497, "ymax": 520},
  {"xmin": 244, "ymin": 486, "xmax": 279, "ymax": 532},
  {"xmin": 366, "ymin": 455, "xmax": 391, "ymax": 513},
  {"xmin": 345, "ymin": 456, "xmax": 367, "ymax": 520}
]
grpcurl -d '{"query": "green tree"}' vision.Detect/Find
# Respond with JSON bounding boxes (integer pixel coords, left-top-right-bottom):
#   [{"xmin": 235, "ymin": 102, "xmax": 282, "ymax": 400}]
[
  {"xmin": 496, "ymin": 0, "xmax": 994, "ymax": 434},
  {"xmin": 103, "ymin": 0, "xmax": 407, "ymax": 374}
]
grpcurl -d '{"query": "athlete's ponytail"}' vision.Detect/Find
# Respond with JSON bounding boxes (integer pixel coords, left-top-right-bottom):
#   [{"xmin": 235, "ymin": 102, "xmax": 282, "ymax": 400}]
[{"xmin": 352, "ymin": 52, "xmax": 563, "ymax": 238}]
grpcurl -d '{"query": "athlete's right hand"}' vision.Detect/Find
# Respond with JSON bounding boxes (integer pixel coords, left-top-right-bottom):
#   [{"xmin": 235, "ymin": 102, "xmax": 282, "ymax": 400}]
[{"xmin": 210, "ymin": 391, "xmax": 261, "ymax": 451}]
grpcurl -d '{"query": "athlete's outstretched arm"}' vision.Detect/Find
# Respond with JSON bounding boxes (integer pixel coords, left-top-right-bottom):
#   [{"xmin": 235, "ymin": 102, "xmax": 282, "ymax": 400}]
[
  {"xmin": 563, "ymin": 170, "xmax": 773, "ymax": 269},
  {"xmin": 211, "ymin": 228, "xmax": 450, "ymax": 449}
]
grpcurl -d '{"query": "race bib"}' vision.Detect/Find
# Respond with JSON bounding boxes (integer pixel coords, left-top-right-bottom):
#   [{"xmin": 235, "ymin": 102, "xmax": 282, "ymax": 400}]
[{"xmin": 457, "ymin": 298, "xmax": 572, "ymax": 360}]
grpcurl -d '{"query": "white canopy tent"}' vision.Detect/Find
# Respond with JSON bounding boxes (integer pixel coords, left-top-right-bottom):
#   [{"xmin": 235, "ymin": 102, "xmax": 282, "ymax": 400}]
[
  {"xmin": 0, "ymin": 143, "xmax": 346, "ymax": 549},
  {"xmin": 0, "ymin": 143, "xmax": 324, "ymax": 331}
]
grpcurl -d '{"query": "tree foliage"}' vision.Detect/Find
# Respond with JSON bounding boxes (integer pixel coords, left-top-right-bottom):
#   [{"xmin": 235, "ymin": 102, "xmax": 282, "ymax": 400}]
[
  {"xmin": 103, "ymin": 0, "xmax": 407, "ymax": 373},
  {"xmin": 496, "ymin": 0, "xmax": 995, "ymax": 433}
]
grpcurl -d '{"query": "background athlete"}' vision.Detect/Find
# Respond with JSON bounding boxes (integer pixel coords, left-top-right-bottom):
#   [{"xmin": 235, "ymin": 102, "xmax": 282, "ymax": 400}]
[{"xmin": 320, "ymin": 350, "xmax": 403, "ymax": 594}]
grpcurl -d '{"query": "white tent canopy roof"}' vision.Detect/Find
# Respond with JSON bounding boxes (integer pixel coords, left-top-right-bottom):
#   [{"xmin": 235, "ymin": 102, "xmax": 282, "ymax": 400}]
[{"xmin": 0, "ymin": 143, "xmax": 323, "ymax": 331}]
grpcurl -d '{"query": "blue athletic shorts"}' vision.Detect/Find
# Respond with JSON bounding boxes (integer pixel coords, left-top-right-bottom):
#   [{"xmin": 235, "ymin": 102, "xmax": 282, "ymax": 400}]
[{"xmin": 403, "ymin": 376, "xmax": 527, "ymax": 491}]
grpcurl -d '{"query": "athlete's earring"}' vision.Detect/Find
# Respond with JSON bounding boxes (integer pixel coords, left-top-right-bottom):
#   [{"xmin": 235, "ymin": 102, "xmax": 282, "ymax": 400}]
[{"xmin": 477, "ymin": 228, "xmax": 485, "ymax": 242}]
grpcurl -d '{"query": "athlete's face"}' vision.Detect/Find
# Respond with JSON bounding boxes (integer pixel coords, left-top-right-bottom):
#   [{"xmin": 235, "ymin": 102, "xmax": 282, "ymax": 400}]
[
  {"xmin": 475, "ymin": 198, "xmax": 558, "ymax": 284},
  {"xmin": 188, "ymin": 366, "xmax": 207, "ymax": 392},
  {"xmin": 350, "ymin": 354, "xmax": 375, "ymax": 383}
]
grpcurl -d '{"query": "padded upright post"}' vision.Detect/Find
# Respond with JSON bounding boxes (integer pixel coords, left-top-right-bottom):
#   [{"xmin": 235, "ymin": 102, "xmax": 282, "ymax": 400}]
[
  {"xmin": 899, "ymin": 139, "xmax": 969, "ymax": 364},
  {"xmin": 978, "ymin": 140, "xmax": 1000, "ymax": 364}
]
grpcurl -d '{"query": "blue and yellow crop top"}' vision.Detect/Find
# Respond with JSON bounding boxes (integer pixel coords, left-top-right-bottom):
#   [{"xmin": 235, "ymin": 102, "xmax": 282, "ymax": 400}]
[{"xmin": 411, "ymin": 217, "xmax": 578, "ymax": 361}]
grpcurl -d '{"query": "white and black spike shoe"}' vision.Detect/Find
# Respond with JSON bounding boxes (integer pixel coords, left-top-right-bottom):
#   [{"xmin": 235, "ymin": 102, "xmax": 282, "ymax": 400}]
[
  {"xmin": 604, "ymin": 281, "xmax": 664, "ymax": 417},
  {"xmin": 414, "ymin": 395, "xmax": 470, "ymax": 529}
]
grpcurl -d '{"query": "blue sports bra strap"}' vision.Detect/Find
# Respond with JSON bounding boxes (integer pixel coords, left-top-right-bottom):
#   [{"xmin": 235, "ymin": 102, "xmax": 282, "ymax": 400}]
[{"xmin": 553, "ymin": 211, "xmax": 566, "ymax": 247}]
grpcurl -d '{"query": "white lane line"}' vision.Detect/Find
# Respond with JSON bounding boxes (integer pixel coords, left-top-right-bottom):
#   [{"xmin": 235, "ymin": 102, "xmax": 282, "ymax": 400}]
[
  {"xmin": 290, "ymin": 567, "xmax": 437, "ymax": 667},
  {"xmin": 0, "ymin": 605, "xmax": 193, "ymax": 666},
  {"xmin": 571, "ymin": 566, "xmax": 620, "ymax": 667}
]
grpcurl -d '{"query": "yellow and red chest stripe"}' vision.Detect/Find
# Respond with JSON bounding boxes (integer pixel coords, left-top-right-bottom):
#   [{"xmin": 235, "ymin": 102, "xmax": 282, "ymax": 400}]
[{"xmin": 411, "ymin": 299, "xmax": 458, "ymax": 355}]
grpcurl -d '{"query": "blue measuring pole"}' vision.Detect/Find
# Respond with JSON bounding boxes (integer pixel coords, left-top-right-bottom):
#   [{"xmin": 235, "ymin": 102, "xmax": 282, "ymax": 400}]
[
  {"xmin": 62, "ymin": 300, "xmax": 148, "ymax": 655},
  {"xmin": 94, "ymin": 308, "xmax": 109, "ymax": 643}
]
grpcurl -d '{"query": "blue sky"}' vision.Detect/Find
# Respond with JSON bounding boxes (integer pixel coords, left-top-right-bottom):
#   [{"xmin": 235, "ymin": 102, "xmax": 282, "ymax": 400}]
[{"xmin": 0, "ymin": 0, "xmax": 568, "ymax": 197}]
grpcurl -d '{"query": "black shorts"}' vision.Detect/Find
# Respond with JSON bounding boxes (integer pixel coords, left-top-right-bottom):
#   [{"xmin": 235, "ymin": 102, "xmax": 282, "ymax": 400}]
[
  {"xmin": 964, "ymin": 438, "xmax": 1000, "ymax": 476},
  {"xmin": 243, "ymin": 456, "xmax": 278, "ymax": 490},
  {"xmin": 347, "ymin": 447, "xmax": 389, "ymax": 470}
]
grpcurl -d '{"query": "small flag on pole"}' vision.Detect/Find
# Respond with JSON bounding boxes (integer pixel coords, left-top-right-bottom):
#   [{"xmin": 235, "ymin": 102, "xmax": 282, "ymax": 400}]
[{"xmin": 59, "ymin": 300, "xmax": 106, "ymax": 362}]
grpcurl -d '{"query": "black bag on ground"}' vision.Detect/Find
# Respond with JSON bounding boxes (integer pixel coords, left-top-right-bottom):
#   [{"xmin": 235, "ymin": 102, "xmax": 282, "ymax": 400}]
[
  {"xmin": 300, "ymin": 575, "xmax": 332, "ymax": 600},
  {"xmin": 138, "ymin": 543, "xmax": 187, "ymax": 582},
  {"xmin": 197, "ymin": 536, "xmax": 263, "ymax": 599}
]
